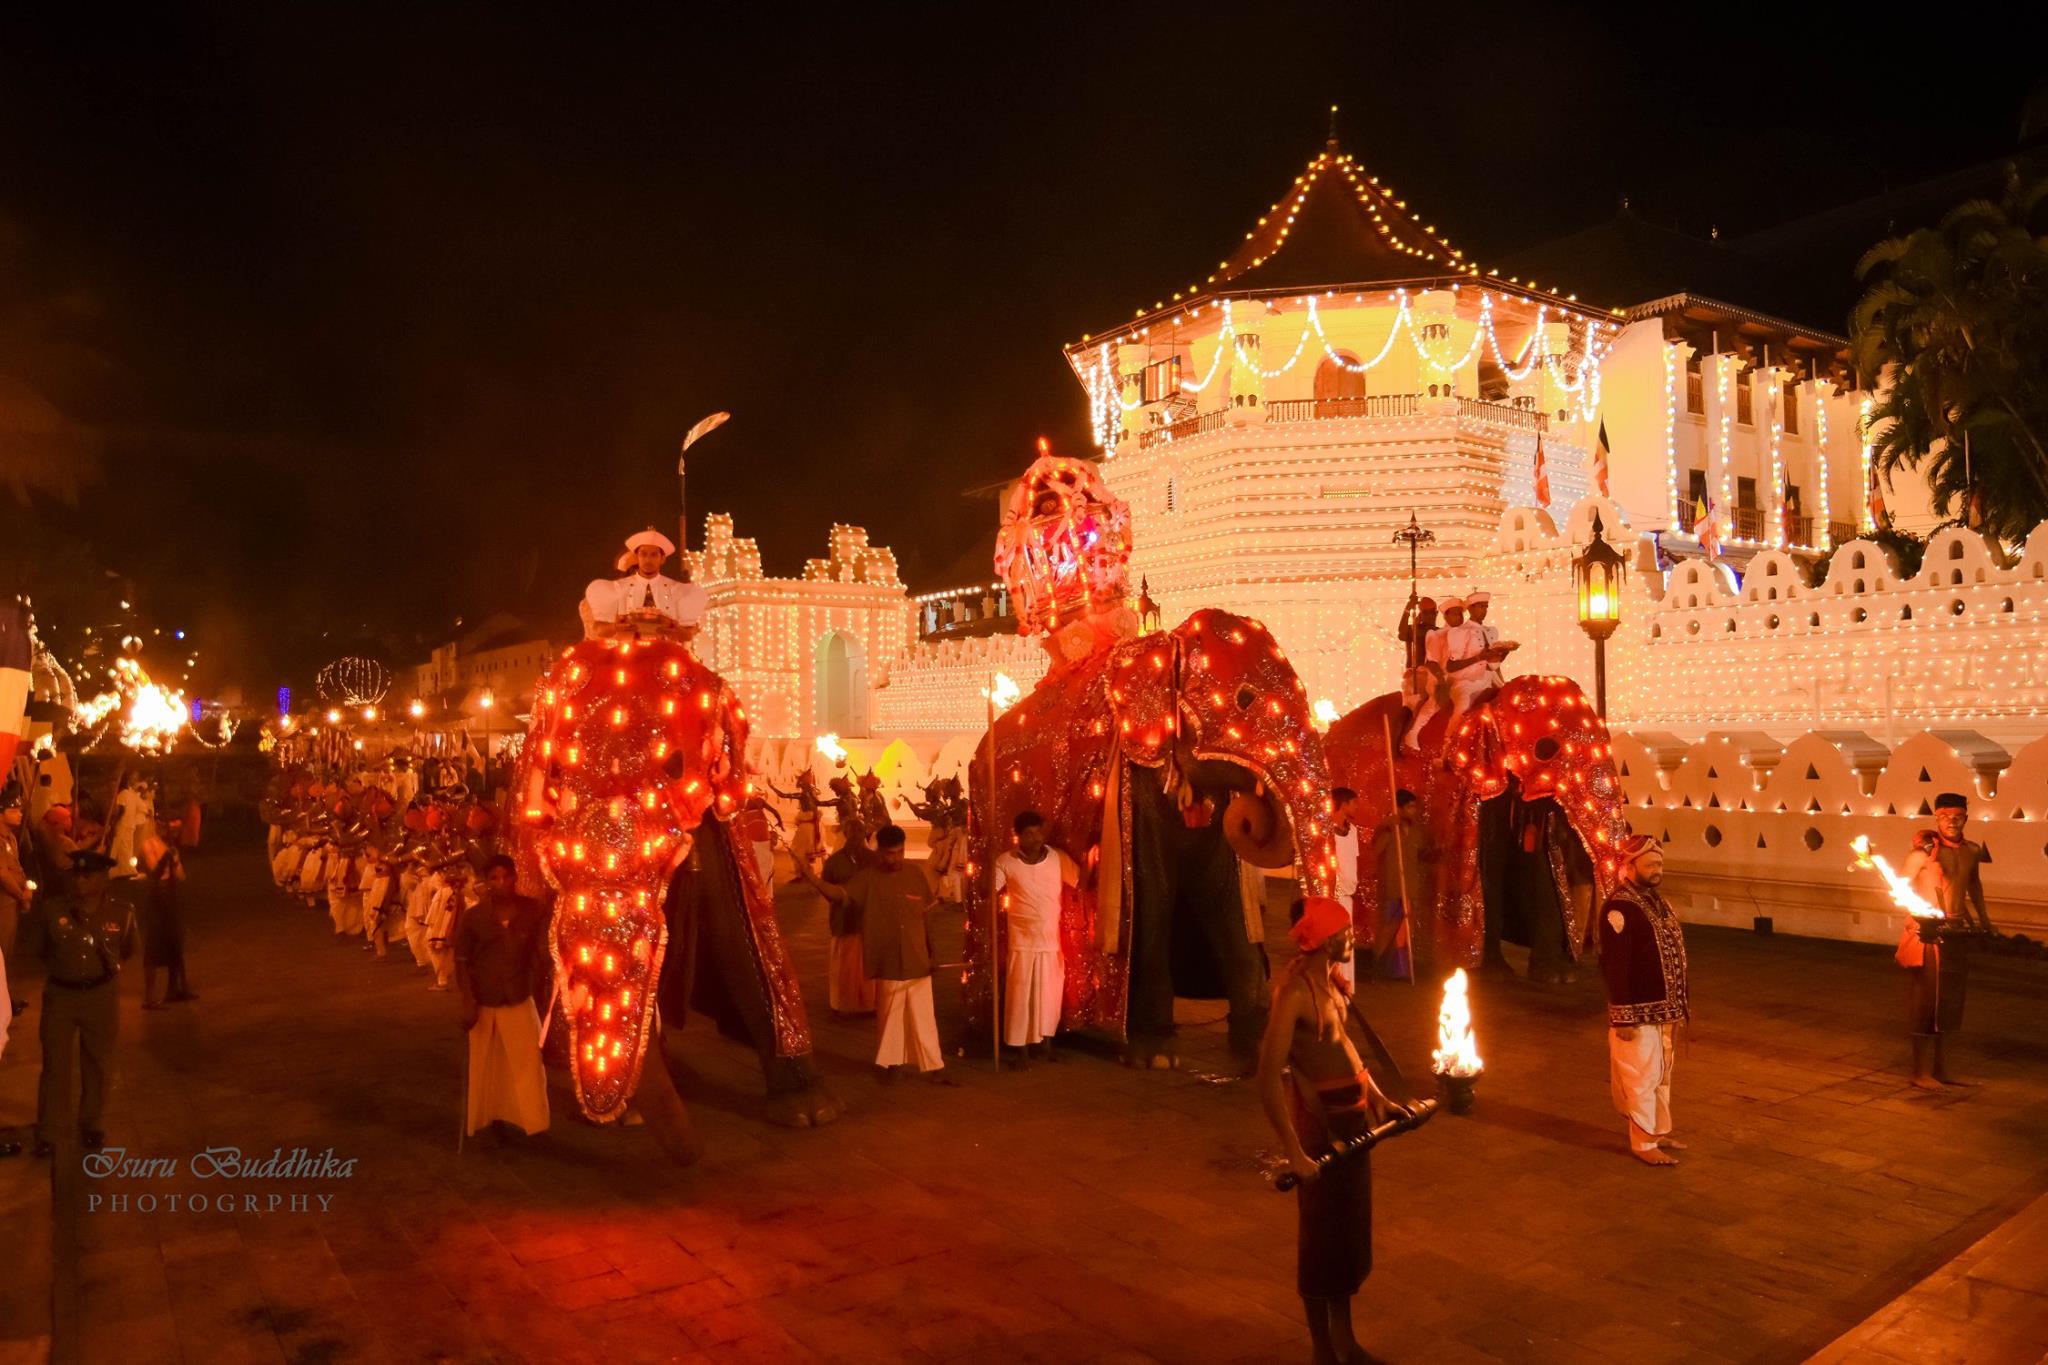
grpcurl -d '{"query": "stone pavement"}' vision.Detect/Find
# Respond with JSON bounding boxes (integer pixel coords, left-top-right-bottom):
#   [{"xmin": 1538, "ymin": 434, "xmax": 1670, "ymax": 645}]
[
  {"xmin": 2, "ymin": 846, "xmax": 2046, "ymax": 1364},
  {"xmin": 1809, "ymin": 1189, "xmax": 2048, "ymax": 1363}
]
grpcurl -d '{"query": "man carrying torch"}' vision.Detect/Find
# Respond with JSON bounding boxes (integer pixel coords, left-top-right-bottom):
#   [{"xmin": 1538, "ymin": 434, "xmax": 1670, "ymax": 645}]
[{"xmin": 1257, "ymin": 896, "xmax": 1414, "ymax": 1364}]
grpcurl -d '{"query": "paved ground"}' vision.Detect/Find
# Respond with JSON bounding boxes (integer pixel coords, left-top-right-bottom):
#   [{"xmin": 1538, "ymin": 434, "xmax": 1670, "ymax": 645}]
[{"xmin": 3, "ymin": 844, "xmax": 2047, "ymax": 1365}]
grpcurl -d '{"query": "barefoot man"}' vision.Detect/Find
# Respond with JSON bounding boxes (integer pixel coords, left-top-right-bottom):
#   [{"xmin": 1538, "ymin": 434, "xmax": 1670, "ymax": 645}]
[
  {"xmin": 1599, "ymin": 834, "xmax": 1689, "ymax": 1166},
  {"xmin": 1257, "ymin": 896, "xmax": 1411, "ymax": 1365}
]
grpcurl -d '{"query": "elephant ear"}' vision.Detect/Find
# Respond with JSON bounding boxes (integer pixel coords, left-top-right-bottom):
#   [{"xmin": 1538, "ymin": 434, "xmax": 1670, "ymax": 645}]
[{"xmin": 1222, "ymin": 784, "xmax": 1295, "ymax": 869}]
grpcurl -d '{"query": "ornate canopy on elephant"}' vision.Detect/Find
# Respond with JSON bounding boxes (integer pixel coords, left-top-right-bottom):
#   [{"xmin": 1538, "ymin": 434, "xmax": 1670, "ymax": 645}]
[
  {"xmin": 511, "ymin": 636, "xmax": 831, "ymax": 1139},
  {"xmin": 1325, "ymin": 675, "xmax": 1628, "ymax": 972},
  {"xmin": 964, "ymin": 609, "xmax": 1338, "ymax": 1060}
]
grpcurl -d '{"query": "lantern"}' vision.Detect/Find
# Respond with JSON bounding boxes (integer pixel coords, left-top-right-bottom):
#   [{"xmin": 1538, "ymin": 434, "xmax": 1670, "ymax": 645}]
[
  {"xmin": 1575, "ymin": 511, "xmax": 1626, "ymax": 716},
  {"xmin": 1136, "ymin": 577, "xmax": 1162, "ymax": 634}
]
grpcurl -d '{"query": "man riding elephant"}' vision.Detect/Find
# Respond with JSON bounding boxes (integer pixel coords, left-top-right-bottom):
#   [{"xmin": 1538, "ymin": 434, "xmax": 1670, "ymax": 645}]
[{"xmin": 512, "ymin": 634, "xmax": 839, "ymax": 1163}]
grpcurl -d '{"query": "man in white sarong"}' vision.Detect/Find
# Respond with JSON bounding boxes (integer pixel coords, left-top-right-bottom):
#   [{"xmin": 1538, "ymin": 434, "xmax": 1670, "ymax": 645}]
[
  {"xmin": 1327, "ymin": 787, "xmax": 1362, "ymax": 989},
  {"xmin": 797, "ymin": 826, "xmax": 954, "ymax": 1083},
  {"xmin": 325, "ymin": 832, "xmax": 367, "ymax": 939},
  {"xmin": 583, "ymin": 528, "xmax": 708, "ymax": 641},
  {"xmin": 456, "ymin": 855, "xmax": 551, "ymax": 1141},
  {"xmin": 1599, "ymin": 834, "xmax": 1689, "ymax": 1166},
  {"xmin": 993, "ymin": 810, "xmax": 1074, "ymax": 1065}
]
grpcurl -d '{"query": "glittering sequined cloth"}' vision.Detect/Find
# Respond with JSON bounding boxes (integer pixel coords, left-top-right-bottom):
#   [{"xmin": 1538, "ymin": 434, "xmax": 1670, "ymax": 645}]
[
  {"xmin": 511, "ymin": 638, "xmax": 810, "ymax": 1122},
  {"xmin": 963, "ymin": 610, "xmax": 1336, "ymax": 1039},
  {"xmin": 1326, "ymin": 677, "xmax": 1628, "ymax": 968}
]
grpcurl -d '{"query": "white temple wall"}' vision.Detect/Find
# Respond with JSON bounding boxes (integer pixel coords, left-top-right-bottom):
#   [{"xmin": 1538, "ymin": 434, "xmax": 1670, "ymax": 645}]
[{"xmin": 1614, "ymin": 728, "xmax": 2048, "ymax": 942}]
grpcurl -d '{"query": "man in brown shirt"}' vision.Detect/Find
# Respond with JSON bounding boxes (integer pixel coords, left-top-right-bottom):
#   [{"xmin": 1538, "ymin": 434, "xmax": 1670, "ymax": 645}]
[
  {"xmin": 454, "ymin": 856, "xmax": 552, "ymax": 1140},
  {"xmin": 798, "ymin": 826, "xmax": 952, "ymax": 1082}
]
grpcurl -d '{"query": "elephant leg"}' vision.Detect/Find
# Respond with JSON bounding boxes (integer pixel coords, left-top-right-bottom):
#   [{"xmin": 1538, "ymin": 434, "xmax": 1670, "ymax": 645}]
[
  {"xmin": 684, "ymin": 822, "xmax": 843, "ymax": 1126},
  {"xmin": 636, "ymin": 1034, "xmax": 705, "ymax": 1166},
  {"xmin": 1124, "ymin": 769, "xmax": 1181, "ymax": 1067},
  {"xmin": 1181, "ymin": 832, "xmax": 1269, "ymax": 1062}
]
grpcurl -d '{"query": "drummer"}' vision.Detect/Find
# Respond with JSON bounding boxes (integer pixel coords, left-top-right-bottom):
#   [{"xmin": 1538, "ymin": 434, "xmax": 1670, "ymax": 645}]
[{"xmin": 584, "ymin": 528, "xmax": 709, "ymax": 641}]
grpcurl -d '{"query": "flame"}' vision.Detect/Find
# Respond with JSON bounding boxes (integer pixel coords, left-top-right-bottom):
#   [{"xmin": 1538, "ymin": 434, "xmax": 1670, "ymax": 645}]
[
  {"xmin": 1431, "ymin": 968, "xmax": 1483, "ymax": 1077},
  {"xmin": 814, "ymin": 733, "xmax": 848, "ymax": 766},
  {"xmin": 1849, "ymin": 835, "xmax": 1943, "ymax": 919},
  {"xmin": 984, "ymin": 672, "xmax": 1022, "ymax": 713},
  {"xmin": 1311, "ymin": 698, "xmax": 1340, "ymax": 729},
  {"xmin": 73, "ymin": 658, "xmax": 188, "ymax": 755}
]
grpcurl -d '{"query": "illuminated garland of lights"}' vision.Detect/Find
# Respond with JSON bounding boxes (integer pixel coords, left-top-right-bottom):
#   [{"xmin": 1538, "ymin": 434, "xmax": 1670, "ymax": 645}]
[
  {"xmin": 1859, "ymin": 396, "xmax": 1876, "ymax": 533},
  {"xmin": 1663, "ymin": 341, "xmax": 1683, "ymax": 526},
  {"xmin": 317, "ymin": 656, "xmax": 391, "ymax": 706},
  {"xmin": 1087, "ymin": 291, "xmax": 1613, "ymax": 451},
  {"xmin": 1714, "ymin": 356, "xmax": 1736, "ymax": 543},
  {"xmin": 1812, "ymin": 385, "xmax": 1832, "ymax": 547},
  {"xmin": 1767, "ymin": 370, "xmax": 1786, "ymax": 548}
]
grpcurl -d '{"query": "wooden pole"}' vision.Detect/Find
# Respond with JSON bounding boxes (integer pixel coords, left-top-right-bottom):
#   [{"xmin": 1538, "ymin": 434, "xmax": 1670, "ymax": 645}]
[
  {"xmin": 1380, "ymin": 714, "xmax": 1416, "ymax": 984},
  {"xmin": 986, "ymin": 684, "xmax": 1002, "ymax": 1063}
]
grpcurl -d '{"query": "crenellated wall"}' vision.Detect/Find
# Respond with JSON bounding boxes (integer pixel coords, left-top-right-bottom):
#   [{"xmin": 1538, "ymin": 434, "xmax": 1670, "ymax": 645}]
[
  {"xmin": 1472, "ymin": 500, "xmax": 2048, "ymax": 746},
  {"xmin": 1612, "ymin": 727, "xmax": 2048, "ymax": 942}
]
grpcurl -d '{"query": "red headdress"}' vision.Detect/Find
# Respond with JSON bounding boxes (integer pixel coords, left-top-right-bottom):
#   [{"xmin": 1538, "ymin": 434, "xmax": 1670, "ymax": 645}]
[{"xmin": 1289, "ymin": 896, "xmax": 1353, "ymax": 953}]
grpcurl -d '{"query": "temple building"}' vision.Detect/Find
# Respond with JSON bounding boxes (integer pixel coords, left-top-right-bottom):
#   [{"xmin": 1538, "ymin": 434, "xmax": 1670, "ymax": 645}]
[
  {"xmin": 684, "ymin": 514, "xmax": 911, "ymax": 739},
  {"xmin": 1052, "ymin": 131, "xmax": 1933, "ymax": 711}
]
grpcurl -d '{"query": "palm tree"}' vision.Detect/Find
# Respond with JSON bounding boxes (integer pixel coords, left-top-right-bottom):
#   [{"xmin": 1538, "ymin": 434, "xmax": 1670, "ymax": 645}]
[{"xmin": 1850, "ymin": 170, "xmax": 2048, "ymax": 545}]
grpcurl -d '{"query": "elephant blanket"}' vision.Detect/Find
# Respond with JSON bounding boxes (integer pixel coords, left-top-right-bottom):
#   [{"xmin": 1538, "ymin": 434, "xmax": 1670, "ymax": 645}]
[{"xmin": 965, "ymin": 609, "xmax": 1336, "ymax": 1041}]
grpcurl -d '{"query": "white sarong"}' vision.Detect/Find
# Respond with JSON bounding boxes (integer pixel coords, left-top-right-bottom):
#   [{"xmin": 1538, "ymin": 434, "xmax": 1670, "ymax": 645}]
[
  {"xmin": 1609, "ymin": 1023, "xmax": 1675, "ymax": 1142},
  {"xmin": 875, "ymin": 977, "xmax": 943, "ymax": 1072},
  {"xmin": 1003, "ymin": 949, "xmax": 1063, "ymax": 1047},
  {"xmin": 466, "ymin": 1001, "xmax": 550, "ymax": 1136}
]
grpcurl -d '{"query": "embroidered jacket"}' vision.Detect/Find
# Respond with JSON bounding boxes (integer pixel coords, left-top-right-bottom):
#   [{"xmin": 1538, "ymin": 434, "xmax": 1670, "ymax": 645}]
[{"xmin": 1598, "ymin": 882, "xmax": 1689, "ymax": 1027}]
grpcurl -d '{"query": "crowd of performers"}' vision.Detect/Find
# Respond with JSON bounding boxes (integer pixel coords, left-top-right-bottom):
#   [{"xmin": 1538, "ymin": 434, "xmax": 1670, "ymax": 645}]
[
  {"xmin": 264, "ymin": 759, "xmax": 497, "ymax": 989},
  {"xmin": 244, "ymin": 514, "xmax": 2005, "ymax": 1363}
]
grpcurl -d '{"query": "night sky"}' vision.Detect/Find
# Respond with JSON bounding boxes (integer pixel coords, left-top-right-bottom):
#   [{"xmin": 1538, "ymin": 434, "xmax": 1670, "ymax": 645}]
[{"xmin": 2, "ymin": 4, "xmax": 2040, "ymax": 696}]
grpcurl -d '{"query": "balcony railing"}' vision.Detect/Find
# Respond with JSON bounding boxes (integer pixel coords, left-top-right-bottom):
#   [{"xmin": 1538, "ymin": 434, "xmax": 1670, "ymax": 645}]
[
  {"xmin": 1456, "ymin": 396, "xmax": 1541, "ymax": 430},
  {"xmin": 1267, "ymin": 394, "xmax": 1418, "ymax": 423},
  {"xmin": 1732, "ymin": 507, "xmax": 1766, "ymax": 541},
  {"xmin": 1137, "ymin": 409, "xmax": 1227, "ymax": 449}
]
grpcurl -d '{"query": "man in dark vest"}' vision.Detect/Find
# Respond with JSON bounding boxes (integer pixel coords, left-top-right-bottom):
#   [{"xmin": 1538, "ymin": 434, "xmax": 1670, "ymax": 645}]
[
  {"xmin": 21, "ymin": 849, "xmax": 135, "ymax": 1155},
  {"xmin": 1599, "ymin": 834, "xmax": 1689, "ymax": 1167}
]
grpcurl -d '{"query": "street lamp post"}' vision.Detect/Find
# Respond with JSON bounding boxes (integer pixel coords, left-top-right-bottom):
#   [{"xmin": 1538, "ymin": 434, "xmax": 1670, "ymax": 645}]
[
  {"xmin": 479, "ymin": 688, "xmax": 496, "ymax": 791},
  {"xmin": 1575, "ymin": 511, "xmax": 1626, "ymax": 718}
]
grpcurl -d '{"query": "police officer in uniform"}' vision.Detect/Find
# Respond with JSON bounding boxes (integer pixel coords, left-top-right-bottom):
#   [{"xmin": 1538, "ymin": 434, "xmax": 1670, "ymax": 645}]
[{"xmin": 21, "ymin": 849, "xmax": 135, "ymax": 1155}]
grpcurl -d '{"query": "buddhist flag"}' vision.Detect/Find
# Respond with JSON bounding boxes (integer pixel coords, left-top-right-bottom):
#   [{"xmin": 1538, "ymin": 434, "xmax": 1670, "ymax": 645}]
[
  {"xmin": 677, "ymin": 411, "xmax": 732, "ymax": 471},
  {"xmin": 1867, "ymin": 468, "xmax": 1887, "ymax": 530},
  {"xmin": 1532, "ymin": 430, "xmax": 1551, "ymax": 508},
  {"xmin": 1, "ymin": 599, "xmax": 32, "ymax": 777},
  {"xmin": 1593, "ymin": 420, "xmax": 1612, "ymax": 497},
  {"xmin": 1696, "ymin": 494, "xmax": 1722, "ymax": 561}
]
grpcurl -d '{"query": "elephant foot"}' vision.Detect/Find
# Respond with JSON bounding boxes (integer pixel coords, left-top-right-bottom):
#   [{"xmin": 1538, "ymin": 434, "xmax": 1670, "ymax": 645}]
[
  {"xmin": 634, "ymin": 1052, "xmax": 705, "ymax": 1166},
  {"xmin": 1123, "ymin": 1040, "xmax": 1180, "ymax": 1071},
  {"xmin": 764, "ymin": 1081, "xmax": 843, "ymax": 1128}
]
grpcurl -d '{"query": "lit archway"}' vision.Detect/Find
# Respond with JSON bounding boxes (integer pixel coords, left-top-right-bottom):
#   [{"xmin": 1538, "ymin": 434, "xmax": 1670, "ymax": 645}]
[{"xmin": 815, "ymin": 631, "xmax": 870, "ymax": 737}]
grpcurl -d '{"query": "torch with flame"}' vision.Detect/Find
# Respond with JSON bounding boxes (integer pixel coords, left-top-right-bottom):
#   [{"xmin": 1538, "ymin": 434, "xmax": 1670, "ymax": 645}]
[
  {"xmin": 1311, "ymin": 698, "xmax": 1341, "ymax": 730},
  {"xmin": 982, "ymin": 672, "xmax": 1022, "ymax": 715},
  {"xmin": 1431, "ymin": 968, "xmax": 1483, "ymax": 1078},
  {"xmin": 1849, "ymin": 835, "xmax": 1943, "ymax": 920},
  {"xmin": 814, "ymin": 733, "xmax": 848, "ymax": 767},
  {"xmin": 1431, "ymin": 968, "xmax": 1483, "ymax": 1114}
]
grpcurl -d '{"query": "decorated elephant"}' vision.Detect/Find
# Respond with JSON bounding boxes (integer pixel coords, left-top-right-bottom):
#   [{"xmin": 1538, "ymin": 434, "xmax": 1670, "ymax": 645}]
[
  {"xmin": 513, "ymin": 636, "xmax": 839, "ymax": 1164},
  {"xmin": 965, "ymin": 609, "xmax": 1337, "ymax": 1067},
  {"xmin": 1324, "ymin": 674, "xmax": 1628, "ymax": 978}
]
